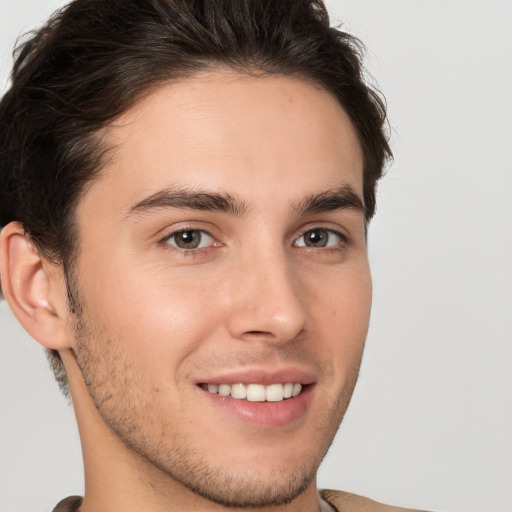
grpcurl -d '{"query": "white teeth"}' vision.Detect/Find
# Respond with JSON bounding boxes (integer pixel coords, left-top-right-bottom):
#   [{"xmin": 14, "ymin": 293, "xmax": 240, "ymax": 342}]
[
  {"xmin": 207, "ymin": 384, "xmax": 219, "ymax": 394},
  {"xmin": 231, "ymin": 383, "xmax": 247, "ymax": 399},
  {"xmin": 218, "ymin": 384, "xmax": 231, "ymax": 396},
  {"xmin": 283, "ymin": 382, "xmax": 294, "ymax": 398},
  {"xmin": 247, "ymin": 384, "xmax": 266, "ymax": 402},
  {"xmin": 265, "ymin": 383, "xmax": 284, "ymax": 402},
  {"xmin": 292, "ymin": 383, "xmax": 302, "ymax": 397},
  {"xmin": 204, "ymin": 382, "xmax": 304, "ymax": 401}
]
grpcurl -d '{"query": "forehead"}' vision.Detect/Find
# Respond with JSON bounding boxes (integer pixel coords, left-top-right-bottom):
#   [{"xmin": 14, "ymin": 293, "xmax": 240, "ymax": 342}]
[{"xmin": 82, "ymin": 71, "xmax": 364, "ymax": 216}]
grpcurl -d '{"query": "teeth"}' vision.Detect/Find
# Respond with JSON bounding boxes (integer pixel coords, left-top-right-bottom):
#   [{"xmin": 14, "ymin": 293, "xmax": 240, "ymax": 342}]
[
  {"xmin": 283, "ymin": 382, "xmax": 293, "ymax": 398},
  {"xmin": 218, "ymin": 384, "xmax": 231, "ymax": 396},
  {"xmin": 246, "ymin": 384, "xmax": 266, "ymax": 402},
  {"xmin": 231, "ymin": 383, "xmax": 247, "ymax": 399},
  {"xmin": 265, "ymin": 383, "xmax": 284, "ymax": 402},
  {"xmin": 203, "ymin": 382, "xmax": 303, "ymax": 402},
  {"xmin": 207, "ymin": 384, "xmax": 219, "ymax": 394}
]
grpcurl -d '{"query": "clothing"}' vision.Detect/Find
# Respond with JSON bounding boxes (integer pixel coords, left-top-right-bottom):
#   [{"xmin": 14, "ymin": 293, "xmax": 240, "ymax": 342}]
[
  {"xmin": 320, "ymin": 489, "xmax": 431, "ymax": 512},
  {"xmin": 52, "ymin": 496, "xmax": 82, "ymax": 512},
  {"xmin": 52, "ymin": 491, "xmax": 430, "ymax": 511}
]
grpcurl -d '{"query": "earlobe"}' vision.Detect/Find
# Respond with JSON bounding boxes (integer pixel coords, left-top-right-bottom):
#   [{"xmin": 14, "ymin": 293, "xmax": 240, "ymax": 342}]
[{"xmin": 0, "ymin": 221, "xmax": 72, "ymax": 350}]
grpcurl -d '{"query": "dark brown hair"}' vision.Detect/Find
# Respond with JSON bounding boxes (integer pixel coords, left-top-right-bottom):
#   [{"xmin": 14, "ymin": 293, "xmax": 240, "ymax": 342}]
[{"xmin": 0, "ymin": 0, "xmax": 391, "ymax": 395}]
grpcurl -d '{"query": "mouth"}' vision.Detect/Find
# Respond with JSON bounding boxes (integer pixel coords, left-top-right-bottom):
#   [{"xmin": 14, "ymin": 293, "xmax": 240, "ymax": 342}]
[
  {"xmin": 200, "ymin": 382, "xmax": 303, "ymax": 402},
  {"xmin": 196, "ymin": 368, "xmax": 316, "ymax": 427}
]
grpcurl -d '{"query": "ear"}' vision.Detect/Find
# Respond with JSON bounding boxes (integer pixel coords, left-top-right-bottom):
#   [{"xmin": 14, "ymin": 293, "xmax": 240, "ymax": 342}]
[{"xmin": 0, "ymin": 221, "xmax": 72, "ymax": 350}]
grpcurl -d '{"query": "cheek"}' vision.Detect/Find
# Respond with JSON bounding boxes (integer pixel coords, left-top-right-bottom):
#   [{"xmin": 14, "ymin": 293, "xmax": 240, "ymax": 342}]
[
  {"xmin": 309, "ymin": 264, "xmax": 372, "ymax": 358},
  {"xmin": 79, "ymin": 255, "xmax": 224, "ymax": 378}
]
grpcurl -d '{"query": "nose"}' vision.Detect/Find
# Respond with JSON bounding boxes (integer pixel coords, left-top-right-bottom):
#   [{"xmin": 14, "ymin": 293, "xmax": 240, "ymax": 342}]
[{"xmin": 225, "ymin": 247, "xmax": 308, "ymax": 344}]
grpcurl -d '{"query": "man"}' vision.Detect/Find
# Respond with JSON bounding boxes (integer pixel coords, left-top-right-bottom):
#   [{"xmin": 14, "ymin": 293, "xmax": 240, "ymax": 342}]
[{"xmin": 0, "ymin": 0, "xmax": 427, "ymax": 511}]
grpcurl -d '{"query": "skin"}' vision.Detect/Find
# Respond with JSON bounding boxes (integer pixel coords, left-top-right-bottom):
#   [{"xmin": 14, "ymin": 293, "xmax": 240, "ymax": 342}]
[{"xmin": 1, "ymin": 71, "xmax": 371, "ymax": 512}]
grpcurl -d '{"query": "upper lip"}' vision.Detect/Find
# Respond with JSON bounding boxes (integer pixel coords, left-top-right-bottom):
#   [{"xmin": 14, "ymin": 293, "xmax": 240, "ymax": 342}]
[{"xmin": 196, "ymin": 367, "xmax": 316, "ymax": 386}]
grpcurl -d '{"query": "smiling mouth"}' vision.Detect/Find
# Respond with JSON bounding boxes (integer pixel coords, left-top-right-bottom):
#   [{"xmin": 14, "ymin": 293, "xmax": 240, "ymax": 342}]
[{"xmin": 200, "ymin": 382, "xmax": 303, "ymax": 402}]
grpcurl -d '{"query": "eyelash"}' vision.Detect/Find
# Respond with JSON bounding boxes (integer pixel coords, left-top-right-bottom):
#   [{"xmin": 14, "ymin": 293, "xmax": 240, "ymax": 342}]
[{"xmin": 159, "ymin": 226, "xmax": 348, "ymax": 257}]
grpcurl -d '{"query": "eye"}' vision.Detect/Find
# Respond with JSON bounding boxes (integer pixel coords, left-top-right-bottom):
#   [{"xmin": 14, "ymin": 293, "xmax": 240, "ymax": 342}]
[
  {"xmin": 294, "ymin": 228, "xmax": 344, "ymax": 248},
  {"xmin": 165, "ymin": 229, "xmax": 214, "ymax": 250}
]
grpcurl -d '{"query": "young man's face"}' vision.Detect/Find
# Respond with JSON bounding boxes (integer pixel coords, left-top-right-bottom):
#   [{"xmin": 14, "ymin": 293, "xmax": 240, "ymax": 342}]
[{"xmin": 67, "ymin": 71, "xmax": 371, "ymax": 507}]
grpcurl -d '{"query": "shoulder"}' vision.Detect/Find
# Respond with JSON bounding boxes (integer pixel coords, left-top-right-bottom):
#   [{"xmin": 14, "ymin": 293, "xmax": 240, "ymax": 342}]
[
  {"xmin": 52, "ymin": 496, "xmax": 83, "ymax": 512},
  {"xmin": 321, "ymin": 489, "xmax": 431, "ymax": 512}
]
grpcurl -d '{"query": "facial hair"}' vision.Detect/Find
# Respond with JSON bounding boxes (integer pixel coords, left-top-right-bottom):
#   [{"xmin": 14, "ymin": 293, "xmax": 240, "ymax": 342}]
[{"xmin": 71, "ymin": 291, "xmax": 361, "ymax": 508}]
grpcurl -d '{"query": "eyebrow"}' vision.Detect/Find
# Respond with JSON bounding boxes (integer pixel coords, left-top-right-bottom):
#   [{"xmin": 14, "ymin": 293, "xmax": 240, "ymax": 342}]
[
  {"xmin": 126, "ymin": 188, "xmax": 248, "ymax": 218},
  {"xmin": 125, "ymin": 184, "xmax": 365, "ymax": 220},
  {"xmin": 295, "ymin": 185, "xmax": 365, "ymax": 216}
]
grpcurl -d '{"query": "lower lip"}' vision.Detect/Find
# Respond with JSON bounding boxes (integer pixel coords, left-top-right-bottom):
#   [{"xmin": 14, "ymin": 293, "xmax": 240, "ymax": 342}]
[{"xmin": 198, "ymin": 385, "xmax": 315, "ymax": 428}]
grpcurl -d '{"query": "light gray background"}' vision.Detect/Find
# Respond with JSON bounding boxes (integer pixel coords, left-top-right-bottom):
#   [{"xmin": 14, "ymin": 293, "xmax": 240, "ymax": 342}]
[{"xmin": 1, "ymin": 1, "xmax": 511, "ymax": 511}]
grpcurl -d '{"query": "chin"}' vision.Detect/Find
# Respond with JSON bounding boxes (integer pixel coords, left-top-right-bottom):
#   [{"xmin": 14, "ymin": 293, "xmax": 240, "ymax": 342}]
[{"xmin": 160, "ymin": 455, "xmax": 318, "ymax": 508}]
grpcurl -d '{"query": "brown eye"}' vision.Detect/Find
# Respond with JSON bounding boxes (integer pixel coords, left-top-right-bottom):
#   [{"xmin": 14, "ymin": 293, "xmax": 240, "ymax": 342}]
[
  {"xmin": 294, "ymin": 228, "xmax": 343, "ymax": 248},
  {"xmin": 166, "ymin": 230, "xmax": 213, "ymax": 249}
]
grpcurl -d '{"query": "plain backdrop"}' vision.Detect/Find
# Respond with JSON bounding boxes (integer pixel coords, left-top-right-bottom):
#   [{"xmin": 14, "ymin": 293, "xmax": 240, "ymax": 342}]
[{"xmin": 1, "ymin": 1, "xmax": 511, "ymax": 511}]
